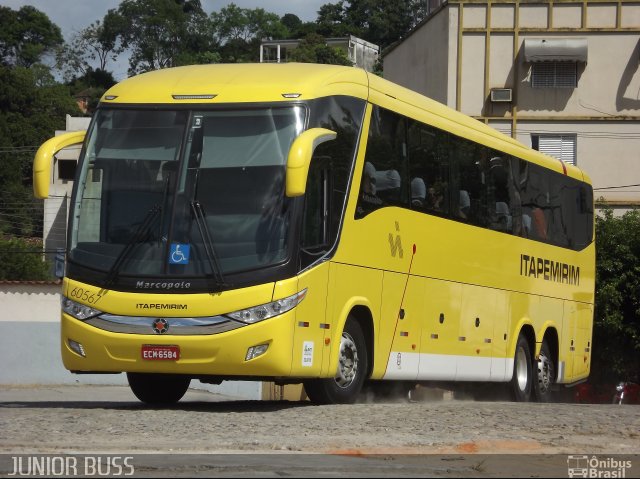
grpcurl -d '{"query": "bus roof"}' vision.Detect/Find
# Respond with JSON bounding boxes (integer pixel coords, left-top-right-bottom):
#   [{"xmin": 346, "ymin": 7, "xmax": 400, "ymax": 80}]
[
  {"xmin": 101, "ymin": 63, "xmax": 589, "ymax": 184},
  {"xmin": 101, "ymin": 63, "xmax": 370, "ymax": 105}
]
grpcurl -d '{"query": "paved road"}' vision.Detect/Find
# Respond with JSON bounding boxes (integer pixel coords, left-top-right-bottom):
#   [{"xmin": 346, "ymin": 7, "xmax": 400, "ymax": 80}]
[{"xmin": 0, "ymin": 385, "xmax": 638, "ymax": 477}]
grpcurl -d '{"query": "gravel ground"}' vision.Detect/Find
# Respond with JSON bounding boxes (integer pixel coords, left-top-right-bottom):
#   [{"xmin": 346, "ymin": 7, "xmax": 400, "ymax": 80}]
[{"xmin": 1, "ymin": 385, "xmax": 639, "ymax": 455}]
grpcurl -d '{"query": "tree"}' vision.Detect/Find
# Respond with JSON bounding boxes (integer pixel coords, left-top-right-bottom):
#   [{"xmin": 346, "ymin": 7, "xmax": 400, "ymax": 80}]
[
  {"xmin": 56, "ymin": 12, "xmax": 125, "ymax": 81},
  {"xmin": 591, "ymin": 208, "xmax": 640, "ymax": 384},
  {"xmin": 288, "ymin": 33, "xmax": 353, "ymax": 66},
  {"xmin": 66, "ymin": 68, "xmax": 117, "ymax": 115},
  {"xmin": 316, "ymin": 1, "xmax": 352, "ymax": 38},
  {"xmin": 0, "ymin": 65, "xmax": 80, "ymax": 238},
  {"xmin": 281, "ymin": 14, "xmax": 303, "ymax": 37},
  {"xmin": 0, "ymin": 237, "xmax": 51, "ymax": 280},
  {"xmin": 0, "ymin": 5, "xmax": 63, "ymax": 67},
  {"xmin": 212, "ymin": 3, "xmax": 288, "ymax": 63},
  {"xmin": 315, "ymin": 0, "xmax": 428, "ymax": 49},
  {"xmin": 114, "ymin": 0, "xmax": 217, "ymax": 75}
]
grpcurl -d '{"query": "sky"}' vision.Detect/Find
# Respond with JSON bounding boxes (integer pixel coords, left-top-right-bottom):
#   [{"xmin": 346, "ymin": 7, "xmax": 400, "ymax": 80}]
[{"xmin": 1, "ymin": 0, "xmax": 332, "ymax": 79}]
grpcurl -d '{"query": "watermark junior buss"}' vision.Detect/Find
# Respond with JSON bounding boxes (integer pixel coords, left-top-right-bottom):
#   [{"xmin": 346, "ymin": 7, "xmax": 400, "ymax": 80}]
[{"xmin": 8, "ymin": 456, "xmax": 134, "ymax": 476}]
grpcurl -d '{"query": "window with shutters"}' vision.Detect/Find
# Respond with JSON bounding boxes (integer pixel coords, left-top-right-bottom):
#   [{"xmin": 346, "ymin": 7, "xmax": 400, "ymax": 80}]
[
  {"xmin": 531, "ymin": 134, "xmax": 577, "ymax": 165},
  {"xmin": 531, "ymin": 62, "xmax": 577, "ymax": 88}
]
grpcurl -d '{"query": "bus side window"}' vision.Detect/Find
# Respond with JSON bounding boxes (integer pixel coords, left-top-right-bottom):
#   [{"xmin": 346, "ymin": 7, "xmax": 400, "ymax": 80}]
[
  {"xmin": 407, "ymin": 119, "xmax": 450, "ymax": 217},
  {"xmin": 307, "ymin": 95, "xmax": 366, "ymax": 249},
  {"xmin": 547, "ymin": 172, "xmax": 570, "ymax": 248},
  {"xmin": 301, "ymin": 156, "xmax": 331, "ymax": 267},
  {"xmin": 521, "ymin": 164, "xmax": 550, "ymax": 241},
  {"xmin": 505, "ymin": 157, "xmax": 524, "ymax": 237},
  {"xmin": 356, "ymin": 106, "xmax": 408, "ymax": 218},
  {"xmin": 576, "ymin": 184, "xmax": 594, "ymax": 248},
  {"xmin": 452, "ymin": 138, "xmax": 482, "ymax": 225},
  {"xmin": 488, "ymin": 154, "xmax": 513, "ymax": 233}
]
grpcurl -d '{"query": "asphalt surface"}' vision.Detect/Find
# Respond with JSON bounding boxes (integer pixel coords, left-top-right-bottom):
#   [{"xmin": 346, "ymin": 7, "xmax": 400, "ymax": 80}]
[{"xmin": 0, "ymin": 385, "xmax": 638, "ymax": 477}]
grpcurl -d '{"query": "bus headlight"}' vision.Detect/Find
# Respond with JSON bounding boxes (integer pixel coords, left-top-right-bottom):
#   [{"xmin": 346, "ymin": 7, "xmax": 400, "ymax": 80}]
[
  {"xmin": 61, "ymin": 297, "xmax": 102, "ymax": 320},
  {"xmin": 227, "ymin": 289, "xmax": 307, "ymax": 324}
]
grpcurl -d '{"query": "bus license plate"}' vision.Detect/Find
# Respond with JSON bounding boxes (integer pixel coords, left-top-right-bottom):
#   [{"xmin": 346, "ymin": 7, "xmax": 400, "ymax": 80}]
[{"xmin": 141, "ymin": 345, "xmax": 180, "ymax": 361}]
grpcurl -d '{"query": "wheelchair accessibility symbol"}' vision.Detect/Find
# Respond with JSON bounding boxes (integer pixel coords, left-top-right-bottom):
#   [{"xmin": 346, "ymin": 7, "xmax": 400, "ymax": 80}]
[{"xmin": 169, "ymin": 243, "xmax": 190, "ymax": 265}]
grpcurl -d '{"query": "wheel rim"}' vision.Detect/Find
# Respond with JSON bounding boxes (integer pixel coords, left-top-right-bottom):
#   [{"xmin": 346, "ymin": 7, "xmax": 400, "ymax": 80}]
[
  {"xmin": 515, "ymin": 346, "xmax": 529, "ymax": 392},
  {"xmin": 537, "ymin": 352, "xmax": 552, "ymax": 394},
  {"xmin": 335, "ymin": 331, "xmax": 358, "ymax": 389}
]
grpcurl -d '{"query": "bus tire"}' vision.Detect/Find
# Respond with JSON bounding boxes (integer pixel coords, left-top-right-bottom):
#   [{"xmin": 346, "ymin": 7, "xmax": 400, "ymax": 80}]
[
  {"xmin": 510, "ymin": 334, "xmax": 533, "ymax": 402},
  {"xmin": 303, "ymin": 318, "xmax": 368, "ymax": 404},
  {"xmin": 534, "ymin": 340, "xmax": 555, "ymax": 403},
  {"xmin": 127, "ymin": 373, "xmax": 191, "ymax": 404}
]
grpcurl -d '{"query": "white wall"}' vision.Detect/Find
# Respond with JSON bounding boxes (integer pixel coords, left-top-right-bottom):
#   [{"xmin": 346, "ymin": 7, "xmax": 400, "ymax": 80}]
[{"xmin": 0, "ymin": 283, "xmax": 261, "ymax": 399}]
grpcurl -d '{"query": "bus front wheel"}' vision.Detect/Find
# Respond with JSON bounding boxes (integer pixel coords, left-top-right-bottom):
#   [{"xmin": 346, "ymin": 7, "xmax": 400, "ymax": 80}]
[
  {"xmin": 127, "ymin": 373, "xmax": 191, "ymax": 404},
  {"xmin": 304, "ymin": 318, "xmax": 368, "ymax": 404},
  {"xmin": 510, "ymin": 334, "xmax": 533, "ymax": 402}
]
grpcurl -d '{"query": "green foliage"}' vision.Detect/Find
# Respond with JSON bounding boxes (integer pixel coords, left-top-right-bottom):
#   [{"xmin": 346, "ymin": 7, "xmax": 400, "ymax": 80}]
[
  {"xmin": 66, "ymin": 68, "xmax": 117, "ymax": 114},
  {"xmin": 114, "ymin": 0, "xmax": 217, "ymax": 75},
  {"xmin": 0, "ymin": 5, "xmax": 63, "ymax": 67},
  {"xmin": 0, "ymin": 236, "xmax": 51, "ymax": 280},
  {"xmin": 0, "ymin": 65, "xmax": 79, "ymax": 159},
  {"xmin": 316, "ymin": 0, "xmax": 428, "ymax": 49},
  {"xmin": 288, "ymin": 33, "xmax": 353, "ymax": 66},
  {"xmin": 0, "ymin": 65, "xmax": 79, "ymax": 236},
  {"xmin": 211, "ymin": 3, "xmax": 289, "ymax": 62},
  {"xmin": 56, "ymin": 13, "xmax": 125, "ymax": 81},
  {"xmin": 281, "ymin": 14, "xmax": 303, "ymax": 37},
  {"xmin": 592, "ymin": 208, "xmax": 640, "ymax": 383}
]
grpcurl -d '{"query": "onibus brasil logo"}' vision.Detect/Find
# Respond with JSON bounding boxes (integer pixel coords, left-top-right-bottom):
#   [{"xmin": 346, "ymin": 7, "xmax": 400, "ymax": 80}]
[{"xmin": 567, "ymin": 455, "xmax": 633, "ymax": 478}]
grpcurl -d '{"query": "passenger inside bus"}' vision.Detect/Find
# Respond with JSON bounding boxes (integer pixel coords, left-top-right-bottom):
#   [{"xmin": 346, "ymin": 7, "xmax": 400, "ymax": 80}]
[
  {"xmin": 458, "ymin": 190, "xmax": 470, "ymax": 219},
  {"xmin": 411, "ymin": 177, "xmax": 426, "ymax": 208},
  {"xmin": 374, "ymin": 168, "xmax": 402, "ymax": 203},
  {"xmin": 427, "ymin": 183, "xmax": 445, "ymax": 212}
]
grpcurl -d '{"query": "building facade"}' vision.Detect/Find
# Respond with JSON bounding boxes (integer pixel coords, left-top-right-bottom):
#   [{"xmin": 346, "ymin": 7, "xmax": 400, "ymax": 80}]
[{"xmin": 384, "ymin": 0, "xmax": 640, "ymax": 210}]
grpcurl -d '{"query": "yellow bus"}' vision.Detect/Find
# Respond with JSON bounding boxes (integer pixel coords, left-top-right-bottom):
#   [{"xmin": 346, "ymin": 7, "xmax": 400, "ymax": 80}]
[{"xmin": 33, "ymin": 64, "xmax": 594, "ymax": 404}]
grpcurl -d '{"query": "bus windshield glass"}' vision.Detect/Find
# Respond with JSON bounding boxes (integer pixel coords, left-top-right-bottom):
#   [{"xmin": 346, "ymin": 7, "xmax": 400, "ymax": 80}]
[{"xmin": 69, "ymin": 106, "xmax": 305, "ymax": 286}]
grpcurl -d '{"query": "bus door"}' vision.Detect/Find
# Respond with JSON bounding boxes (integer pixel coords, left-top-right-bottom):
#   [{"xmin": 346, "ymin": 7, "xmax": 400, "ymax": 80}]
[{"xmin": 381, "ymin": 272, "xmax": 424, "ymax": 380}]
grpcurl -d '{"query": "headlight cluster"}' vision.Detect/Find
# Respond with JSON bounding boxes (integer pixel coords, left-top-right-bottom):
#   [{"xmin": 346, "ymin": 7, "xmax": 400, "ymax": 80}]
[
  {"xmin": 61, "ymin": 297, "xmax": 102, "ymax": 320},
  {"xmin": 226, "ymin": 289, "xmax": 307, "ymax": 324},
  {"xmin": 61, "ymin": 289, "xmax": 306, "ymax": 324}
]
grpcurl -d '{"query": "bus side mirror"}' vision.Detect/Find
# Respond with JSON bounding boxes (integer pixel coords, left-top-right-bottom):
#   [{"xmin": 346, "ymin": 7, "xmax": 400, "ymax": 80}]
[
  {"xmin": 33, "ymin": 131, "xmax": 86, "ymax": 199},
  {"xmin": 285, "ymin": 128, "xmax": 336, "ymax": 198}
]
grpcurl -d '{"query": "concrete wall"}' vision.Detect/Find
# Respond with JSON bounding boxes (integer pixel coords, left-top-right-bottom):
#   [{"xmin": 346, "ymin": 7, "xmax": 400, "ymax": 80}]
[
  {"xmin": 0, "ymin": 283, "xmax": 261, "ymax": 399},
  {"xmin": 383, "ymin": 7, "xmax": 450, "ymax": 105},
  {"xmin": 516, "ymin": 34, "xmax": 640, "ymax": 117}
]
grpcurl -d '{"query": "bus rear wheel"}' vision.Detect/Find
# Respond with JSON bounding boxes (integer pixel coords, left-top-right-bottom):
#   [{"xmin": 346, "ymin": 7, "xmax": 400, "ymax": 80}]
[
  {"xmin": 510, "ymin": 334, "xmax": 533, "ymax": 402},
  {"xmin": 127, "ymin": 373, "xmax": 191, "ymax": 404},
  {"xmin": 534, "ymin": 340, "xmax": 555, "ymax": 402},
  {"xmin": 304, "ymin": 318, "xmax": 368, "ymax": 404}
]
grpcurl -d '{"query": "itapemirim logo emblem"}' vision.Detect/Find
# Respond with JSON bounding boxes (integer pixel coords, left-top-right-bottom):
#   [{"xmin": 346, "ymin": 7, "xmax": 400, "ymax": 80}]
[
  {"xmin": 567, "ymin": 455, "xmax": 632, "ymax": 478},
  {"xmin": 388, "ymin": 221, "xmax": 403, "ymax": 258}
]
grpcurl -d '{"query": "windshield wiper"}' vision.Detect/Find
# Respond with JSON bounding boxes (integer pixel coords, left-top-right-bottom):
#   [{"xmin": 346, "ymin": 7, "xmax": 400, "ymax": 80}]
[
  {"xmin": 102, "ymin": 205, "xmax": 161, "ymax": 290},
  {"xmin": 190, "ymin": 200, "xmax": 228, "ymax": 292}
]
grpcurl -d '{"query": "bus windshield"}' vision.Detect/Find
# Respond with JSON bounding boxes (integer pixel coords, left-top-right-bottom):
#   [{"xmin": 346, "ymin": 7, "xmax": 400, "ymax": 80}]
[{"xmin": 69, "ymin": 106, "xmax": 305, "ymax": 288}]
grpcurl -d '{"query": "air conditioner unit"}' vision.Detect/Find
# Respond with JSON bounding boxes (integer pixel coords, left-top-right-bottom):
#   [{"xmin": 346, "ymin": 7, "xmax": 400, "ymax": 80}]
[{"xmin": 490, "ymin": 88, "xmax": 513, "ymax": 102}]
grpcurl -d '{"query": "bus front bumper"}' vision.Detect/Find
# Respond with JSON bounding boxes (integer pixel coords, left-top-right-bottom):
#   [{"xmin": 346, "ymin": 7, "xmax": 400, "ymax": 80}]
[{"xmin": 61, "ymin": 311, "xmax": 295, "ymax": 378}]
